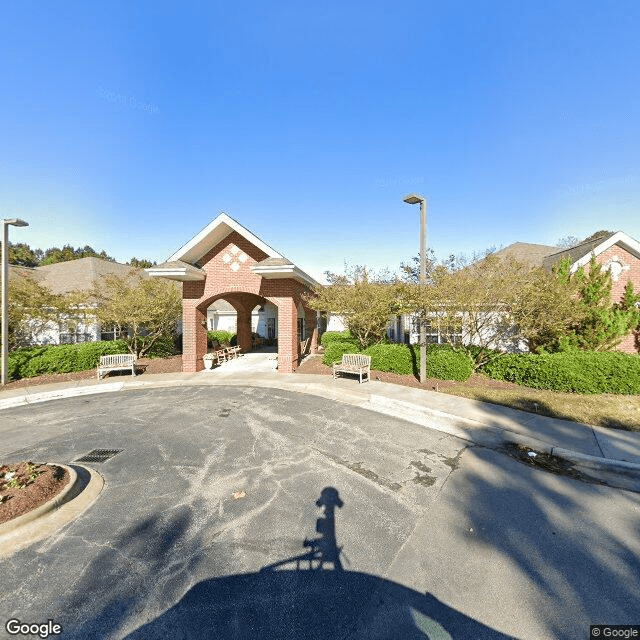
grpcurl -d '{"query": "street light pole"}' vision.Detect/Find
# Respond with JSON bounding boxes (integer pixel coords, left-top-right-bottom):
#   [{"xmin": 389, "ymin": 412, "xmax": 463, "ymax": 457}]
[
  {"xmin": 2, "ymin": 218, "xmax": 29, "ymax": 385},
  {"xmin": 403, "ymin": 194, "xmax": 427, "ymax": 384}
]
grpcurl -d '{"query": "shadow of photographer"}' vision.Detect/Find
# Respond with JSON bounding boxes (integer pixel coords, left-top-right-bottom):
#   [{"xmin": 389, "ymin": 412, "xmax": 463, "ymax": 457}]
[{"xmin": 125, "ymin": 487, "xmax": 516, "ymax": 639}]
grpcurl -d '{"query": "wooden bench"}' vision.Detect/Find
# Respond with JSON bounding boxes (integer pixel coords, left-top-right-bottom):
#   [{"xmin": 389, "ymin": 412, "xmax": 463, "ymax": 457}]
[
  {"xmin": 332, "ymin": 354, "xmax": 371, "ymax": 383},
  {"xmin": 97, "ymin": 354, "xmax": 137, "ymax": 379}
]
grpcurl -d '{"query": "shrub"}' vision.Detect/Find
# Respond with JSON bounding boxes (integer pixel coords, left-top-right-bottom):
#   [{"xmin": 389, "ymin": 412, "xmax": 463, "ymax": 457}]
[
  {"xmin": 358, "ymin": 343, "xmax": 473, "ymax": 380},
  {"xmin": 320, "ymin": 331, "xmax": 353, "ymax": 347},
  {"xmin": 323, "ymin": 340, "xmax": 361, "ymax": 365},
  {"xmin": 363, "ymin": 343, "xmax": 415, "ymax": 375},
  {"xmin": 208, "ymin": 330, "xmax": 235, "ymax": 347},
  {"xmin": 482, "ymin": 351, "xmax": 640, "ymax": 394},
  {"xmin": 8, "ymin": 346, "xmax": 48, "ymax": 381},
  {"xmin": 9, "ymin": 340, "xmax": 129, "ymax": 380},
  {"xmin": 136, "ymin": 334, "xmax": 178, "ymax": 359},
  {"xmin": 426, "ymin": 344, "xmax": 474, "ymax": 381}
]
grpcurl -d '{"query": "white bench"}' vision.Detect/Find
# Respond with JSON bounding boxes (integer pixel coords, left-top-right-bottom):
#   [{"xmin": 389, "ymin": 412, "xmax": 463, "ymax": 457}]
[
  {"xmin": 332, "ymin": 354, "xmax": 371, "ymax": 383},
  {"xmin": 97, "ymin": 354, "xmax": 137, "ymax": 379}
]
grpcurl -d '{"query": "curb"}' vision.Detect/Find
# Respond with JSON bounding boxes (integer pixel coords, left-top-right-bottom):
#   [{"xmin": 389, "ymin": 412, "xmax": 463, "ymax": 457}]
[
  {"xmin": 2, "ymin": 374, "xmax": 640, "ymax": 483},
  {"xmin": 0, "ymin": 465, "xmax": 104, "ymax": 558},
  {"xmin": 0, "ymin": 464, "xmax": 78, "ymax": 535}
]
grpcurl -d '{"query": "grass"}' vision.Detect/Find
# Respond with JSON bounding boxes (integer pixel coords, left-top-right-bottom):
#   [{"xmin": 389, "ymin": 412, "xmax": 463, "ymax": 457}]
[
  {"xmin": 299, "ymin": 355, "xmax": 640, "ymax": 431},
  {"xmin": 437, "ymin": 373, "xmax": 640, "ymax": 432}
]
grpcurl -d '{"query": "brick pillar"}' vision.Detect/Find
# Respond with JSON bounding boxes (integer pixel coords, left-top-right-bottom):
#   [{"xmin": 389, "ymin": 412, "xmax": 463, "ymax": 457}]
[
  {"xmin": 236, "ymin": 308, "xmax": 252, "ymax": 352},
  {"xmin": 306, "ymin": 306, "xmax": 318, "ymax": 353},
  {"xmin": 182, "ymin": 302, "xmax": 207, "ymax": 372},
  {"xmin": 276, "ymin": 298, "xmax": 298, "ymax": 373}
]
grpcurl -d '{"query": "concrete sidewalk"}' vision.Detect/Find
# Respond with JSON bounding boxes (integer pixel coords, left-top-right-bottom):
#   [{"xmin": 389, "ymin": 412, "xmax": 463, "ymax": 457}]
[{"xmin": 1, "ymin": 364, "xmax": 639, "ymax": 489}]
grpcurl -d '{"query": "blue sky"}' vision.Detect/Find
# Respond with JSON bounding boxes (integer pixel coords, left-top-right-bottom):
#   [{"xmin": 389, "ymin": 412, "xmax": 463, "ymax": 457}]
[{"xmin": 1, "ymin": 1, "xmax": 639, "ymax": 283}]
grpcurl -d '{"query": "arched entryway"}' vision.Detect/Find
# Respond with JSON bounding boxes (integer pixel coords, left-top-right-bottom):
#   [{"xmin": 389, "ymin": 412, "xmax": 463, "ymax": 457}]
[{"xmin": 147, "ymin": 213, "xmax": 319, "ymax": 373}]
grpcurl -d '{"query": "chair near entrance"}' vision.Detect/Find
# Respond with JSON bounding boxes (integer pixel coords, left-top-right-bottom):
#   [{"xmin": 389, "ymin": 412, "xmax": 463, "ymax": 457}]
[{"xmin": 203, "ymin": 341, "xmax": 242, "ymax": 369}]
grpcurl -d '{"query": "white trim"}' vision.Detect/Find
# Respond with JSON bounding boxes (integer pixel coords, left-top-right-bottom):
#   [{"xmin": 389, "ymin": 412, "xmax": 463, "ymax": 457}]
[
  {"xmin": 145, "ymin": 266, "xmax": 205, "ymax": 281},
  {"xmin": 570, "ymin": 231, "xmax": 640, "ymax": 273},
  {"xmin": 167, "ymin": 213, "xmax": 284, "ymax": 264},
  {"xmin": 251, "ymin": 264, "xmax": 319, "ymax": 288}
]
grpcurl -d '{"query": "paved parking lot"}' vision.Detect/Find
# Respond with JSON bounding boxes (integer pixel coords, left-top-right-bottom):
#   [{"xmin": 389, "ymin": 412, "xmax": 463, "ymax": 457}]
[{"xmin": 1, "ymin": 385, "xmax": 639, "ymax": 639}]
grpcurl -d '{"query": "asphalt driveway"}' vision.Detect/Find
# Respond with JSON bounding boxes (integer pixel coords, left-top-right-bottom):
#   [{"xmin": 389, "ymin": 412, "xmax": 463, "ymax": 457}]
[{"xmin": 0, "ymin": 385, "xmax": 638, "ymax": 639}]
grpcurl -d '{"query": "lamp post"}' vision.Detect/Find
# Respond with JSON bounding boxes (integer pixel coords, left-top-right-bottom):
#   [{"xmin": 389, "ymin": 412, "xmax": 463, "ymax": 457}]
[
  {"xmin": 2, "ymin": 218, "xmax": 29, "ymax": 385},
  {"xmin": 403, "ymin": 194, "xmax": 427, "ymax": 384}
]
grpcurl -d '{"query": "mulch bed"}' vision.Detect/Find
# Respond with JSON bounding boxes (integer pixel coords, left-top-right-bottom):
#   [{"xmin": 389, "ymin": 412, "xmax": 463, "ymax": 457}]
[
  {"xmin": 297, "ymin": 353, "xmax": 521, "ymax": 393},
  {"xmin": 0, "ymin": 462, "xmax": 70, "ymax": 525},
  {"xmin": 1, "ymin": 355, "xmax": 183, "ymax": 391}
]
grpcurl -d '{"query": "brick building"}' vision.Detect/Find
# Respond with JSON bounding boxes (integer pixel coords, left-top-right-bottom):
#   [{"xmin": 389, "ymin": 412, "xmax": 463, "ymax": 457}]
[
  {"xmin": 496, "ymin": 231, "xmax": 640, "ymax": 353},
  {"xmin": 147, "ymin": 214, "xmax": 320, "ymax": 373}
]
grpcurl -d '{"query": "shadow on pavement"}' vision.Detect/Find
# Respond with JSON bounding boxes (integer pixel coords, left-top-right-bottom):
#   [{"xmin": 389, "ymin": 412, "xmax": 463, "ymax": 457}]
[{"xmin": 122, "ymin": 487, "xmax": 515, "ymax": 640}]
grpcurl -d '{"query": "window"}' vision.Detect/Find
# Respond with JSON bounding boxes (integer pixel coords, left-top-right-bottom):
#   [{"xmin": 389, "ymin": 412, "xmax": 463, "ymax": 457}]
[
  {"xmin": 60, "ymin": 327, "xmax": 92, "ymax": 344},
  {"xmin": 411, "ymin": 315, "xmax": 462, "ymax": 345},
  {"xmin": 100, "ymin": 325, "xmax": 126, "ymax": 341}
]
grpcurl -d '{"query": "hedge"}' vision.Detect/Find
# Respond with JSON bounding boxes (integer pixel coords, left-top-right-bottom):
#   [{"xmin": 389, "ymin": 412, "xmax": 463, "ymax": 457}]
[
  {"xmin": 208, "ymin": 330, "xmax": 235, "ymax": 347},
  {"xmin": 320, "ymin": 331, "xmax": 353, "ymax": 347},
  {"xmin": 10, "ymin": 340, "xmax": 130, "ymax": 380},
  {"xmin": 425, "ymin": 344, "xmax": 474, "ymax": 381},
  {"xmin": 482, "ymin": 351, "xmax": 640, "ymax": 394},
  {"xmin": 322, "ymin": 341, "xmax": 473, "ymax": 381},
  {"xmin": 322, "ymin": 340, "xmax": 361, "ymax": 366},
  {"xmin": 363, "ymin": 343, "xmax": 414, "ymax": 375}
]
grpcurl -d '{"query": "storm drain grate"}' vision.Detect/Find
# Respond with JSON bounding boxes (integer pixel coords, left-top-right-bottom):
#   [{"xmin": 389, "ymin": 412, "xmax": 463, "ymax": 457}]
[{"xmin": 74, "ymin": 449, "xmax": 123, "ymax": 463}]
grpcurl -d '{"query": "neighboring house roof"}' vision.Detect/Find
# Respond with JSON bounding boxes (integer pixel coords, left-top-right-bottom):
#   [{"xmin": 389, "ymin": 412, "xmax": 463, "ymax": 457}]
[
  {"xmin": 496, "ymin": 231, "xmax": 640, "ymax": 273},
  {"xmin": 493, "ymin": 242, "xmax": 560, "ymax": 268},
  {"xmin": 149, "ymin": 212, "xmax": 319, "ymax": 288},
  {"xmin": 209, "ymin": 299, "xmax": 235, "ymax": 313},
  {"xmin": 31, "ymin": 257, "xmax": 143, "ymax": 295},
  {"xmin": 541, "ymin": 231, "xmax": 640, "ymax": 273}
]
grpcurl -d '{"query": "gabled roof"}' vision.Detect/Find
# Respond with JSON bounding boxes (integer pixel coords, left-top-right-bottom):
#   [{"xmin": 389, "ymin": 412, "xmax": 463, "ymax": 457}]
[
  {"xmin": 30, "ymin": 257, "xmax": 143, "ymax": 295},
  {"xmin": 145, "ymin": 260, "xmax": 206, "ymax": 282},
  {"xmin": 496, "ymin": 231, "xmax": 640, "ymax": 273},
  {"xmin": 542, "ymin": 231, "xmax": 640, "ymax": 272},
  {"xmin": 167, "ymin": 213, "xmax": 284, "ymax": 264},
  {"xmin": 150, "ymin": 212, "xmax": 319, "ymax": 288},
  {"xmin": 493, "ymin": 242, "xmax": 560, "ymax": 268}
]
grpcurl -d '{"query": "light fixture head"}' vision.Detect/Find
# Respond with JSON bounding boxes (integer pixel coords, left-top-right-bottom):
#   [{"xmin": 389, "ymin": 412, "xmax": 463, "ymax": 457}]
[
  {"xmin": 3, "ymin": 218, "xmax": 29, "ymax": 227},
  {"xmin": 403, "ymin": 194, "xmax": 424, "ymax": 205}
]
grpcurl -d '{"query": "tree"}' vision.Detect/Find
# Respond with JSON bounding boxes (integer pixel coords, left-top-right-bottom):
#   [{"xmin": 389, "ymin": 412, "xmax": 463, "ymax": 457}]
[
  {"xmin": 556, "ymin": 235, "xmax": 580, "ymax": 249},
  {"xmin": 91, "ymin": 272, "xmax": 182, "ymax": 357},
  {"xmin": 6, "ymin": 272, "xmax": 84, "ymax": 350},
  {"xmin": 581, "ymin": 230, "xmax": 613, "ymax": 244},
  {"xmin": 551, "ymin": 256, "xmax": 640, "ymax": 351},
  {"xmin": 410, "ymin": 254, "xmax": 584, "ymax": 368},
  {"xmin": 7, "ymin": 242, "xmax": 41, "ymax": 267},
  {"xmin": 305, "ymin": 264, "xmax": 413, "ymax": 349},
  {"xmin": 128, "ymin": 257, "xmax": 156, "ymax": 269},
  {"xmin": 40, "ymin": 244, "xmax": 115, "ymax": 265}
]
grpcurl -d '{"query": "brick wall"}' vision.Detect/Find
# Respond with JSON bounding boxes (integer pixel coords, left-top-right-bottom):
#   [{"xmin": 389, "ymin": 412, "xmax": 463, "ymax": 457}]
[
  {"xmin": 181, "ymin": 231, "xmax": 318, "ymax": 372},
  {"xmin": 583, "ymin": 244, "xmax": 640, "ymax": 353}
]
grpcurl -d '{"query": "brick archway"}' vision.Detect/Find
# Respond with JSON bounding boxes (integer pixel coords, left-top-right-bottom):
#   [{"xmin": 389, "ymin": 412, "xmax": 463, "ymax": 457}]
[{"xmin": 148, "ymin": 214, "xmax": 319, "ymax": 373}]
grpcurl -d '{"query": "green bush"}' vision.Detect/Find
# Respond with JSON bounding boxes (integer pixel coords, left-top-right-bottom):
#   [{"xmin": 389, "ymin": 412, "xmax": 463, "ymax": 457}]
[
  {"xmin": 208, "ymin": 330, "xmax": 235, "ymax": 347},
  {"xmin": 335, "ymin": 342, "xmax": 474, "ymax": 380},
  {"xmin": 482, "ymin": 351, "xmax": 640, "ymax": 394},
  {"xmin": 137, "ymin": 334, "xmax": 178, "ymax": 358},
  {"xmin": 426, "ymin": 344, "xmax": 474, "ymax": 381},
  {"xmin": 323, "ymin": 340, "xmax": 361, "ymax": 365},
  {"xmin": 363, "ymin": 343, "xmax": 415, "ymax": 375},
  {"xmin": 7, "ymin": 346, "xmax": 48, "ymax": 381},
  {"xmin": 9, "ymin": 340, "xmax": 129, "ymax": 380},
  {"xmin": 320, "ymin": 331, "xmax": 352, "ymax": 347}
]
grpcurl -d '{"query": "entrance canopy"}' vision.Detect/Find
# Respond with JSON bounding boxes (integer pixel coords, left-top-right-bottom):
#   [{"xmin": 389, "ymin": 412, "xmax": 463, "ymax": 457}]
[{"xmin": 148, "ymin": 213, "xmax": 319, "ymax": 373}]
